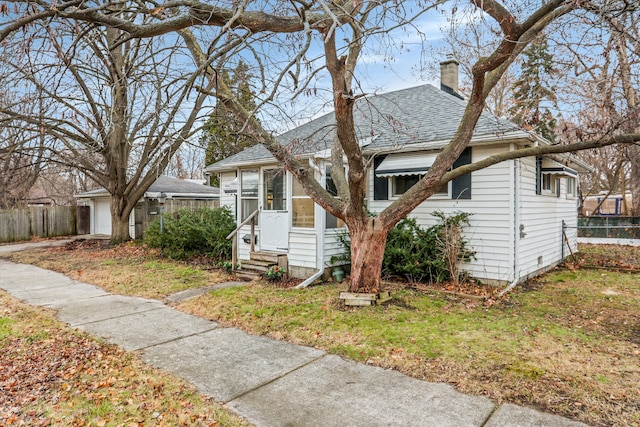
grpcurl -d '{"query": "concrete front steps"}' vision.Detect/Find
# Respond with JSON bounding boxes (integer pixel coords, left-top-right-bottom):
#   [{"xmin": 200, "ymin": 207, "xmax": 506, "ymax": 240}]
[{"xmin": 235, "ymin": 251, "xmax": 288, "ymax": 281}]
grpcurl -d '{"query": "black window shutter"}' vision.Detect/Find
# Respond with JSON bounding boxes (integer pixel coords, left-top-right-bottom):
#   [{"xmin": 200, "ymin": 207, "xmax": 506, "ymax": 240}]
[
  {"xmin": 452, "ymin": 147, "xmax": 472, "ymax": 199},
  {"xmin": 373, "ymin": 155, "xmax": 388, "ymax": 200},
  {"xmin": 325, "ymin": 166, "xmax": 337, "ymax": 196},
  {"xmin": 535, "ymin": 156, "xmax": 542, "ymax": 195}
]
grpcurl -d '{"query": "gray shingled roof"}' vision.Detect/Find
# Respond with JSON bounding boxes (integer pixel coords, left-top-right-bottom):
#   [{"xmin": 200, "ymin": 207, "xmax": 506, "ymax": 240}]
[
  {"xmin": 76, "ymin": 176, "xmax": 219, "ymax": 198},
  {"xmin": 204, "ymin": 84, "xmax": 528, "ymax": 172}
]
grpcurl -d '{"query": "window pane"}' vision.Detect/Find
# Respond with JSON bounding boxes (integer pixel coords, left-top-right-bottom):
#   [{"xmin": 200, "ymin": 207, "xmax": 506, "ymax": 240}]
[
  {"xmin": 241, "ymin": 199, "xmax": 258, "ymax": 223},
  {"xmin": 326, "ymin": 211, "xmax": 345, "ymax": 229},
  {"xmin": 241, "ymin": 170, "xmax": 258, "ymax": 197},
  {"xmin": 393, "ymin": 175, "xmax": 420, "ymax": 196},
  {"xmin": 292, "ymin": 177, "xmax": 307, "ymax": 197},
  {"xmin": 326, "ymin": 166, "xmax": 338, "ymax": 196},
  {"xmin": 567, "ymin": 177, "xmax": 576, "ymax": 196},
  {"xmin": 263, "ymin": 169, "xmax": 287, "ymax": 210},
  {"xmin": 293, "ymin": 198, "xmax": 314, "ymax": 227}
]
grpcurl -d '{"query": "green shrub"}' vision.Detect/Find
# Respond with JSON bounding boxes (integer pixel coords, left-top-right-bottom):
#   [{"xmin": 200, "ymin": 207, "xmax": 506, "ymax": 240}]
[
  {"xmin": 383, "ymin": 217, "xmax": 448, "ymax": 283},
  {"xmin": 333, "ymin": 211, "xmax": 475, "ymax": 284},
  {"xmin": 264, "ymin": 265, "xmax": 287, "ymax": 282},
  {"xmin": 144, "ymin": 207, "xmax": 235, "ymax": 261}
]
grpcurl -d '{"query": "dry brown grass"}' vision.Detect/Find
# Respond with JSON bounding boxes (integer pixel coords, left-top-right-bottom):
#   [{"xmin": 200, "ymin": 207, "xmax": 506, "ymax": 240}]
[
  {"xmin": 4, "ymin": 242, "xmax": 640, "ymax": 426},
  {"xmin": 0, "ymin": 291, "xmax": 249, "ymax": 426},
  {"xmin": 6, "ymin": 241, "xmax": 230, "ymax": 299}
]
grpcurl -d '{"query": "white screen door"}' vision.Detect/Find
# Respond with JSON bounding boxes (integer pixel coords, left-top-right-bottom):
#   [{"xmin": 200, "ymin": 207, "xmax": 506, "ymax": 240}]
[{"xmin": 260, "ymin": 169, "xmax": 289, "ymax": 251}]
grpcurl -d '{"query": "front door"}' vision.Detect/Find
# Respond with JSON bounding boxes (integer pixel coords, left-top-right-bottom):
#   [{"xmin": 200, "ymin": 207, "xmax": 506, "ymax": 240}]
[{"xmin": 260, "ymin": 168, "xmax": 289, "ymax": 251}]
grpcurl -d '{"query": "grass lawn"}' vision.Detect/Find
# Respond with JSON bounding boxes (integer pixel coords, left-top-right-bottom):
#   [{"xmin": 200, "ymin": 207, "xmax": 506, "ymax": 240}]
[
  {"xmin": 0, "ymin": 291, "xmax": 249, "ymax": 426},
  {"xmin": 5, "ymin": 242, "xmax": 640, "ymax": 426}
]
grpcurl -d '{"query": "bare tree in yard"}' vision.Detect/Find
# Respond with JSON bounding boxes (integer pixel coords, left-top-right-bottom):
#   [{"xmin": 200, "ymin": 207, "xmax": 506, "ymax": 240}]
[
  {"xmin": 2, "ymin": 1, "xmax": 640, "ymax": 291},
  {"xmin": 166, "ymin": 142, "xmax": 207, "ymax": 181},
  {"xmin": 0, "ymin": 17, "xmax": 220, "ymax": 241},
  {"xmin": 0, "ymin": 87, "xmax": 47, "ymax": 209},
  {"xmin": 34, "ymin": 164, "xmax": 95, "ymax": 206},
  {"xmin": 551, "ymin": 5, "xmax": 640, "ymax": 215},
  {"xmin": 606, "ymin": 13, "xmax": 640, "ymax": 216},
  {"xmin": 429, "ymin": 10, "xmax": 520, "ymax": 118},
  {"xmin": 0, "ymin": 124, "xmax": 46, "ymax": 209}
]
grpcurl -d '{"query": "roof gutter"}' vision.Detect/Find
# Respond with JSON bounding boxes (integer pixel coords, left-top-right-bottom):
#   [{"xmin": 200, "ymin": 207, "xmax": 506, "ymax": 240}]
[
  {"xmin": 144, "ymin": 192, "xmax": 219, "ymax": 199},
  {"xmin": 361, "ymin": 131, "xmax": 532, "ymax": 157},
  {"xmin": 527, "ymin": 132, "xmax": 593, "ymax": 173},
  {"xmin": 204, "ymin": 158, "xmax": 276, "ymax": 174}
]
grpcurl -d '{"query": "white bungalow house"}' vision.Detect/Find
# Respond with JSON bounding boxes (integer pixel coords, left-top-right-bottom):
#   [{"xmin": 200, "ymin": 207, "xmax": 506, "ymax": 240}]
[
  {"xmin": 75, "ymin": 175, "xmax": 220, "ymax": 239},
  {"xmin": 204, "ymin": 61, "xmax": 590, "ymax": 286}
]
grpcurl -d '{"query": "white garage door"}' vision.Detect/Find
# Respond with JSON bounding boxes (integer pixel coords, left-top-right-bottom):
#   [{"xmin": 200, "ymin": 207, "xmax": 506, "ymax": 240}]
[{"xmin": 95, "ymin": 199, "xmax": 112, "ymax": 235}]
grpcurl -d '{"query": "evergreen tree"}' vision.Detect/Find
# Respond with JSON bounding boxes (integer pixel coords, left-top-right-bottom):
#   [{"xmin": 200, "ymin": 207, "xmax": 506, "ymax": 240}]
[
  {"xmin": 202, "ymin": 61, "xmax": 259, "ymax": 186},
  {"xmin": 509, "ymin": 37, "xmax": 558, "ymax": 142}
]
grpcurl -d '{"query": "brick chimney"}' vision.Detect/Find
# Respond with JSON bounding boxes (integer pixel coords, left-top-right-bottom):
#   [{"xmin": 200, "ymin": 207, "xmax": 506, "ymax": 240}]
[{"xmin": 440, "ymin": 55, "xmax": 460, "ymax": 97}]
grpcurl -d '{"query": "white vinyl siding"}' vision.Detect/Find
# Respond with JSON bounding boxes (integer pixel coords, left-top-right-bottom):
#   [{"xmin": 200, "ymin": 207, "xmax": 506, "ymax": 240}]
[
  {"xmin": 219, "ymin": 172, "xmax": 237, "ymax": 218},
  {"xmin": 518, "ymin": 156, "xmax": 577, "ymax": 278},
  {"xmin": 288, "ymin": 231, "xmax": 317, "ymax": 268},
  {"xmin": 237, "ymin": 225, "xmax": 255, "ymax": 261},
  {"xmin": 324, "ymin": 230, "xmax": 348, "ymax": 266},
  {"xmin": 368, "ymin": 145, "xmax": 515, "ymax": 283}
]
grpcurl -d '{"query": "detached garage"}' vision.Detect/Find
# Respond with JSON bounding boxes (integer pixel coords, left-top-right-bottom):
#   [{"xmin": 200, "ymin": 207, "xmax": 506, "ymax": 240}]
[
  {"xmin": 76, "ymin": 176, "xmax": 220, "ymax": 238},
  {"xmin": 94, "ymin": 198, "xmax": 112, "ymax": 235}
]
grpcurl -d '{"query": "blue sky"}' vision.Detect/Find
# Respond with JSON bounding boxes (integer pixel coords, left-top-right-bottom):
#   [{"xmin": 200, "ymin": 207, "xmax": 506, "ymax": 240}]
[{"xmin": 256, "ymin": 8, "xmax": 459, "ymax": 133}]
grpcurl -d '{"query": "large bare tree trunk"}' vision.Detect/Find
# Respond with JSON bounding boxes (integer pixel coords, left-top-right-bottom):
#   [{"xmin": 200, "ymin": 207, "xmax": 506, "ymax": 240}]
[
  {"xmin": 347, "ymin": 217, "xmax": 389, "ymax": 293},
  {"xmin": 110, "ymin": 193, "xmax": 134, "ymax": 243},
  {"xmin": 111, "ymin": 212, "xmax": 131, "ymax": 242}
]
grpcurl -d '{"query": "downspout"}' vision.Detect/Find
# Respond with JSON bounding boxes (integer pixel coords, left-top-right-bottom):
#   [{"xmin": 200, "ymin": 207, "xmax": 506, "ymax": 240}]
[
  {"xmin": 499, "ymin": 156, "xmax": 521, "ymax": 297},
  {"xmin": 297, "ymin": 158, "xmax": 326, "ymax": 289},
  {"xmin": 297, "ymin": 273, "xmax": 323, "ymax": 288}
]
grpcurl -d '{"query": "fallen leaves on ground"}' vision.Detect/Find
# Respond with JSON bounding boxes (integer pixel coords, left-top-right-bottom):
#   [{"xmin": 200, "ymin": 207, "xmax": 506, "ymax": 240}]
[
  {"xmin": 0, "ymin": 293, "xmax": 246, "ymax": 426},
  {"xmin": 52, "ymin": 239, "xmax": 155, "ymax": 260},
  {"xmin": 566, "ymin": 243, "xmax": 640, "ymax": 271}
]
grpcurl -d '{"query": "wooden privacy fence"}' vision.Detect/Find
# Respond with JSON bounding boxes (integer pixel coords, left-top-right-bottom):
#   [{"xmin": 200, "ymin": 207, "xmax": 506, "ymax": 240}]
[
  {"xmin": 0, "ymin": 206, "xmax": 77, "ymax": 243},
  {"xmin": 134, "ymin": 198, "xmax": 220, "ymax": 239}
]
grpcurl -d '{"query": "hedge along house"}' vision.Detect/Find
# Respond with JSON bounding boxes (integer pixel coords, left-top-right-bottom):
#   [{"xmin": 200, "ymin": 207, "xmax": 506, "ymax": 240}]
[
  {"xmin": 204, "ymin": 60, "xmax": 590, "ymax": 286},
  {"xmin": 75, "ymin": 175, "xmax": 220, "ymax": 239}
]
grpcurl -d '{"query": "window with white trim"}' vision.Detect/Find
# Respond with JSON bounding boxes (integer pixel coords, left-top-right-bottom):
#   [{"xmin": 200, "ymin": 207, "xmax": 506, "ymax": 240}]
[
  {"xmin": 325, "ymin": 166, "xmax": 345, "ymax": 229},
  {"xmin": 566, "ymin": 176, "xmax": 576, "ymax": 197},
  {"xmin": 542, "ymin": 173, "xmax": 555, "ymax": 194},
  {"xmin": 240, "ymin": 170, "xmax": 259, "ymax": 223},
  {"xmin": 292, "ymin": 178, "xmax": 314, "ymax": 228},
  {"xmin": 373, "ymin": 148, "xmax": 472, "ymax": 200},
  {"xmin": 392, "ymin": 175, "xmax": 448, "ymax": 197}
]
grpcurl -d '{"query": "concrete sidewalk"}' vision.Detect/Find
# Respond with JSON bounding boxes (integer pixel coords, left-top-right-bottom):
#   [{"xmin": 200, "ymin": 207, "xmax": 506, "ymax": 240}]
[
  {"xmin": 0, "ymin": 258, "xmax": 588, "ymax": 427},
  {"xmin": 0, "ymin": 234, "xmax": 110, "ymax": 255}
]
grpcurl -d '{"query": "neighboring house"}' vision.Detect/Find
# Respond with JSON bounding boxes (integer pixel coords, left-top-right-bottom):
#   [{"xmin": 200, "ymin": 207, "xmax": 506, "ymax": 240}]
[
  {"xmin": 26, "ymin": 188, "xmax": 55, "ymax": 207},
  {"xmin": 75, "ymin": 176, "xmax": 220, "ymax": 238},
  {"xmin": 582, "ymin": 192, "xmax": 633, "ymax": 216},
  {"xmin": 203, "ymin": 61, "xmax": 590, "ymax": 285}
]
